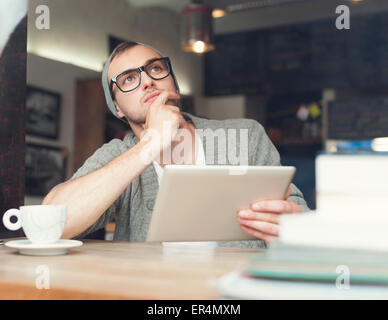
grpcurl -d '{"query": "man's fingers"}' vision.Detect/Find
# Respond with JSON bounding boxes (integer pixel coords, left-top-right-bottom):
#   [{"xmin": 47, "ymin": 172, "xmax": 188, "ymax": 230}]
[
  {"xmin": 237, "ymin": 209, "xmax": 279, "ymax": 224},
  {"xmin": 166, "ymin": 98, "xmax": 180, "ymax": 107},
  {"xmin": 251, "ymin": 200, "xmax": 302, "ymax": 214},
  {"xmin": 165, "ymin": 105, "xmax": 180, "ymax": 113},
  {"xmin": 160, "ymin": 105, "xmax": 186, "ymax": 129},
  {"xmin": 151, "ymin": 91, "xmax": 180, "ymax": 107},
  {"xmin": 240, "ymin": 225, "xmax": 277, "ymax": 244},
  {"xmin": 238, "ymin": 218, "xmax": 279, "ymax": 237},
  {"xmin": 284, "ymin": 186, "xmax": 291, "ymax": 200},
  {"xmin": 177, "ymin": 113, "xmax": 187, "ymax": 128}
]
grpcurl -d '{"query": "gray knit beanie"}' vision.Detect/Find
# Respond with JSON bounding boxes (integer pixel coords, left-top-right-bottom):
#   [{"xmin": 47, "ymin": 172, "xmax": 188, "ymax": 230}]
[{"xmin": 101, "ymin": 42, "xmax": 180, "ymax": 121}]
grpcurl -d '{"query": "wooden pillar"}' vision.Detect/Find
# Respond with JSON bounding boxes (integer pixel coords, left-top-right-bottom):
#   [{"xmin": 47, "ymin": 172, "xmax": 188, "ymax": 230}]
[
  {"xmin": 74, "ymin": 78, "xmax": 106, "ymax": 172},
  {"xmin": 0, "ymin": 16, "xmax": 27, "ymax": 238}
]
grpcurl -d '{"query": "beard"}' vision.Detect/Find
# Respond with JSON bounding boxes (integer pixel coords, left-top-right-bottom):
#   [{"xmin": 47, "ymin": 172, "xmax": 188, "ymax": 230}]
[{"xmin": 125, "ymin": 109, "xmax": 147, "ymax": 125}]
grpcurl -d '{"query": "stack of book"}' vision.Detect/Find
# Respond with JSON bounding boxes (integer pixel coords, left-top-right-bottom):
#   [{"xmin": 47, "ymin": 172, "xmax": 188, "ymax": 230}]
[
  {"xmin": 216, "ymin": 246, "xmax": 388, "ymax": 299},
  {"xmin": 280, "ymin": 153, "xmax": 388, "ymax": 250},
  {"xmin": 216, "ymin": 153, "xmax": 388, "ymax": 299}
]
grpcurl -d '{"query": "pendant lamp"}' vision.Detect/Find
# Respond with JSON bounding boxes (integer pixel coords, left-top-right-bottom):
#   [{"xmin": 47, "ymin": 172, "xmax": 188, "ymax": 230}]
[{"xmin": 181, "ymin": 2, "xmax": 215, "ymax": 54}]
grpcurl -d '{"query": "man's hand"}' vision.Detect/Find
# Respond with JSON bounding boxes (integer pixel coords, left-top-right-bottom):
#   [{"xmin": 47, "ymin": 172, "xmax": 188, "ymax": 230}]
[
  {"xmin": 141, "ymin": 90, "xmax": 186, "ymax": 152},
  {"xmin": 237, "ymin": 186, "xmax": 302, "ymax": 244}
]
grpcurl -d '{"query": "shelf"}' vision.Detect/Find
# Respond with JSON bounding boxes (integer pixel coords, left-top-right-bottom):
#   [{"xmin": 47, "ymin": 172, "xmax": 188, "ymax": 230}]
[
  {"xmin": 266, "ymin": 108, "xmax": 299, "ymax": 119},
  {"xmin": 273, "ymin": 138, "xmax": 322, "ymax": 146}
]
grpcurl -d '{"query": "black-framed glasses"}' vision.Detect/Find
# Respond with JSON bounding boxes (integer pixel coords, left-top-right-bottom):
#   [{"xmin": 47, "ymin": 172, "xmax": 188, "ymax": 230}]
[{"xmin": 109, "ymin": 57, "xmax": 172, "ymax": 96}]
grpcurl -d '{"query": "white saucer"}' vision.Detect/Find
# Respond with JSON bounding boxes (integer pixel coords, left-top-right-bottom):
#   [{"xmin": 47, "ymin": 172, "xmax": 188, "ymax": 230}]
[{"xmin": 5, "ymin": 239, "xmax": 83, "ymax": 256}]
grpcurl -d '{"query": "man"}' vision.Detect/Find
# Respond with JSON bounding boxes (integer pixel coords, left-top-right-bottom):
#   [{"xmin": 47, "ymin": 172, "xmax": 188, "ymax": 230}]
[{"xmin": 43, "ymin": 41, "xmax": 309, "ymax": 247}]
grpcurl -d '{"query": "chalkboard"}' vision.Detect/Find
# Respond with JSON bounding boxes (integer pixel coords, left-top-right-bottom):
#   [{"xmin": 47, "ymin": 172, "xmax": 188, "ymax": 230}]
[
  {"xmin": 267, "ymin": 24, "xmax": 310, "ymax": 93},
  {"xmin": 327, "ymin": 97, "xmax": 388, "ymax": 140},
  {"xmin": 204, "ymin": 30, "xmax": 265, "ymax": 96},
  {"xmin": 204, "ymin": 11, "xmax": 388, "ymax": 96},
  {"xmin": 308, "ymin": 18, "xmax": 347, "ymax": 90}
]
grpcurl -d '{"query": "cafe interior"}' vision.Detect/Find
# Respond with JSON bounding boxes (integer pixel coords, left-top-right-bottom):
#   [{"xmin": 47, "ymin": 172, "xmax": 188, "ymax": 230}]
[{"xmin": 1, "ymin": 0, "xmax": 388, "ymax": 300}]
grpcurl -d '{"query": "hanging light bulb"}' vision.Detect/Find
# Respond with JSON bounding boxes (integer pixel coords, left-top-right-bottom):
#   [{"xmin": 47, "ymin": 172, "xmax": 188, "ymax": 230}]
[
  {"xmin": 181, "ymin": 2, "xmax": 215, "ymax": 54},
  {"xmin": 212, "ymin": 8, "xmax": 227, "ymax": 18},
  {"xmin": 192, "ymin": 40, "xmax": 206, "ymax": 53}
]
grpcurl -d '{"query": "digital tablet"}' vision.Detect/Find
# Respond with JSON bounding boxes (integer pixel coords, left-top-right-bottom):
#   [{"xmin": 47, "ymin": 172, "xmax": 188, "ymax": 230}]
[{"xmin": 146, "ymin": 165, "xmax": 296, "ymax": 242}]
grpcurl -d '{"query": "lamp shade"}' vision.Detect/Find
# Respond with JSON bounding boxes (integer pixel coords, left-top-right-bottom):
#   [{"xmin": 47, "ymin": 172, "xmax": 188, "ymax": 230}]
[{"xmin": 181, "ymin": 3, "xmax": 215, "ymax": 54}]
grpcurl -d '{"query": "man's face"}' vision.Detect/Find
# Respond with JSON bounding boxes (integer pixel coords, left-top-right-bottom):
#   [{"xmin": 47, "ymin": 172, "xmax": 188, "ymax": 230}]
[{"xmin": 108, "ymin": 45, "xmax": 179, "ymax": 125}]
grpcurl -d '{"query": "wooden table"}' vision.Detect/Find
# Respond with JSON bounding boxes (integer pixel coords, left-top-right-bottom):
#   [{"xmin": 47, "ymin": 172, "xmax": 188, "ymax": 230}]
[{"xmin": 0, "ymin": 238, "xmax": 262, "ymax": 299}]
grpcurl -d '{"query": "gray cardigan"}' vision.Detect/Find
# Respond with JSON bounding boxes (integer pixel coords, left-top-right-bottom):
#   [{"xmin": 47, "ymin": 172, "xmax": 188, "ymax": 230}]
[{"xmin": 71, "ymin": 113, "xmax": 309, "ymax": 248}]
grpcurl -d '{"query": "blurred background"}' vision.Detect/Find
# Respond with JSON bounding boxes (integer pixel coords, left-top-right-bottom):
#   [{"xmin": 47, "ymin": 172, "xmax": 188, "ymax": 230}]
[{"xmin": 24, "ymin": 0, "xmax": 388, "ymax": 238}]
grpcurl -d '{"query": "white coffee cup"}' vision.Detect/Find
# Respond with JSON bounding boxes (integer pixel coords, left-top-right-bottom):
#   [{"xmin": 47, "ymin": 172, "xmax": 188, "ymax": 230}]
[{"xmin": 3, "ymin": 205, "xmax": 67, "ymax": 244}]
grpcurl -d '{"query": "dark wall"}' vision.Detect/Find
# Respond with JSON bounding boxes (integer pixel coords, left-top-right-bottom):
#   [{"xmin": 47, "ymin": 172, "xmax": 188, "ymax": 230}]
[
  {"xmin": 0, "ymin": 16, "xmax": 27, "ymax": 238},
  {"xmin": 205, "ymin": 11, "xmax": 388, "ymax": 96}
]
